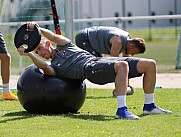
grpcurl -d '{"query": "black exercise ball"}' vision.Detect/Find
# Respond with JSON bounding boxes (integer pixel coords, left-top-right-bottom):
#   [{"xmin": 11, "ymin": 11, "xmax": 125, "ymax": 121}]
[{"xmin": 17, "ymin": 64, "xmax": 86, "ymax": 114}]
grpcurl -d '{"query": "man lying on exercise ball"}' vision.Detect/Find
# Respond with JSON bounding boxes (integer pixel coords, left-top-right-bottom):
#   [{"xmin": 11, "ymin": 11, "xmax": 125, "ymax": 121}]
[{"xmin": 17, "ymin": 22, "xmax": 172, "ymax": 120}]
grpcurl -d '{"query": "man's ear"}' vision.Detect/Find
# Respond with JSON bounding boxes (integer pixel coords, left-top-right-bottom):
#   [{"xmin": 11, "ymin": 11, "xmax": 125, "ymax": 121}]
[
  {"xmin": 127, "ymin": 41, "xmax": 131, "ymax": 48},
  {"xmin": 128, "ymin": 42, "xmax": 134, "ymax": 48}
]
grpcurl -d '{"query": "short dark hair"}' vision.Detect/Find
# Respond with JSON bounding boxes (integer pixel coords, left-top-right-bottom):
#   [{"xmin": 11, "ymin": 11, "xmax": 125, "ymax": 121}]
[{"xmin": 132, "ymin": 38, "xmax": 146, "ymax": 53}]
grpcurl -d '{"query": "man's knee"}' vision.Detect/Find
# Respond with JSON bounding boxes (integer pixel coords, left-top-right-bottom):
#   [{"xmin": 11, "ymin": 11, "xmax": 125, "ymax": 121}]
[
  {"xmin": 75, "ymin": 34, "xmax": 79, "ymax": 44},
  {"xmin": 114, "ymin": 61, "xmax": 129, "ymax": 73},
  {"xmin": 75, "ymin": 31, "xmax": 84, "ymax": 44},
  {"xmin": 148, "ymin": 59, "xmax": 156, "ymax": 68},
  {"xmin": 137, "ymin": 58, "xmax": 156, "ymax": 73}
]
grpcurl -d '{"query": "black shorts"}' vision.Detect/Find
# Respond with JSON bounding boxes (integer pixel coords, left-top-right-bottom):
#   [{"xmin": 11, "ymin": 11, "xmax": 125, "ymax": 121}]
[
  {"xmin": 0, "ymin": 32, "xmax": 8, "ymax": 54},
  {"xmin": 84, "ymin": 57, "xmax": 142, "ymax": 85}
]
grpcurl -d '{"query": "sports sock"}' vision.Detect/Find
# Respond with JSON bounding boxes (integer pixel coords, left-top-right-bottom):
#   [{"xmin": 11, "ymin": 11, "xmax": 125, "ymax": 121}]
[
  {"xmin": 3, "ymin": 83, "xmax": 10, "ymax": 94},
  {"xmin": 144, "ymin": 93, "xmax": 154, "ymax": 104},
  {"xmin": 117, "ymin": 95, "xmax": 126, "ymax": 108}
]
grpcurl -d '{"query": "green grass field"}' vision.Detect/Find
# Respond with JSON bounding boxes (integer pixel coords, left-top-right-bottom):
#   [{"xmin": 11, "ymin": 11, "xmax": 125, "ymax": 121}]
[
  {"xmin": 135, "ymin": 40, "xmax": 181, "ymax": 73},
  {"xmin": 0, "ymin": 88, "xmax": 180, "ymax": 137},
  {"xmin": 0, "ymin": 28, "xmax": 180, "ymax": 136},
  {"xmin": 128, "ymin": 28, "xmax": 181, "ymax": 73}
]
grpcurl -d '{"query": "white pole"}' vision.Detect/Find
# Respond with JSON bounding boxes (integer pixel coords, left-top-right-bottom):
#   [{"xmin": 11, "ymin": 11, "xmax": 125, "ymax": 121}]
[
  {"xmin": 176, "ymin": 33, "xmax": 181, "ymax": 69},
  {"xmin": 65, "ymin": 0, "xmax": 73, "ymax": 41},
  {"xmin": 19, "ymin": 55, "xmax": 23, "ymax": 75}
]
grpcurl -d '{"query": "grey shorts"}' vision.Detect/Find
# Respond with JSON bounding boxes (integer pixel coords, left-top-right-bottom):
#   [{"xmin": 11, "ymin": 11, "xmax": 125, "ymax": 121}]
[
  {"xmin": 0, "ymin": 32, "xmax": 8, "ymax": 54},
  {"xmin": 84, "ymin": 57, "xmax": 142, "ymax": 85},
  {"xmin": 75, "ymin": 30, "xmax": 102, "ymax": 57}
]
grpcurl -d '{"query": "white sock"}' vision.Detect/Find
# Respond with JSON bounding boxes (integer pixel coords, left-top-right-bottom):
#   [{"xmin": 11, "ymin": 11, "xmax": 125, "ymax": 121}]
[
  {"xmin": 144, "ymin": 93, "xmax": 154, "ymax": 104},
  {"xmin": 3, "ymin": 83, "xmax": 10, "ymax": 94},
  {"xmin": 117, "ymin": 95, "xmax": 126, "ymax": 108}
]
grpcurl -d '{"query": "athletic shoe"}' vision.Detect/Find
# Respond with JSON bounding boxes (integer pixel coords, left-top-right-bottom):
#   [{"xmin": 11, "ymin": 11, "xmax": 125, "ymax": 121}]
[
  {"xmin": 116, "ymin": 106, "xmax": 140, "ymax": 120},
  {"xmin": 143, "ymin": 103, "xmax": 172, "ymax": 115},
  {"xmin": 2, "ymin": 92, "xmax": 18, "ymax": 100}
]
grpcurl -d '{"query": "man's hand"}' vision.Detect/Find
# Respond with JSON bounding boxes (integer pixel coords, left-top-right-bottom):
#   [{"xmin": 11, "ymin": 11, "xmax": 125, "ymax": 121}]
[
  {"xmin": 128, "ymin": 85, "xmax": 134, "ymax": 91},
  {"xmin": 26, "ymin": 21, "xmax": 39, "ymax": 30},
  {"xmin": 112, "ymin": 85, "xmax": 134, "ymax": 97},
  {"xmin": 17, "ymin": 45, "xmax": 30, "ymax": 56},
  {"xmin": 126, "ymin": 85, "xmax": 134, "ymax": 95}
]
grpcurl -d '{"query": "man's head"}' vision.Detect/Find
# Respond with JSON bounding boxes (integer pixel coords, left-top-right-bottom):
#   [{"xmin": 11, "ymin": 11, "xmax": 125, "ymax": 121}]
[
  {"xmin": 126, "ymin": 38, "xmax": 146, "ymax": 55},
  {"xmin": 34, "ymin": 37, "xmax": 54, "ymax": 59}
]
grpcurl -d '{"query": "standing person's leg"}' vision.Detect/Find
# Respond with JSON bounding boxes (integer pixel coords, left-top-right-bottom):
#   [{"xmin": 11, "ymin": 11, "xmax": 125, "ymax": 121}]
[
  {"xmin": 137, "ymin": 58, "xmax": 172, "ymax": 114},
  {"xmin": 0, "ymin": 33, "xmax": 18, "ymax": 100},
  {"xmin": 0, "ymin": 53, "xmax": 11, "ymax": 84}
]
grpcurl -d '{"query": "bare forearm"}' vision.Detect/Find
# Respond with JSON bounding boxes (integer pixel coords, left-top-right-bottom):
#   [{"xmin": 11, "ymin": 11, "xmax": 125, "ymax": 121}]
[
  {"xmin": 39, "ymin": 28, "xmax": 55, "ymax": 41},
  {"xmin": 110, "ymin": 51, "xmax": 119, "ymax": 57},
  {"xmin": 28, "ymin": 52, "xmax": 55, "ymax": 75},
  {"xmin": 39, "ymin": 27, "xmax": 71, "ymax": 45},
  {"xmin": 28, "ymin": 52, "xmax": 48, "ymax": 69}
]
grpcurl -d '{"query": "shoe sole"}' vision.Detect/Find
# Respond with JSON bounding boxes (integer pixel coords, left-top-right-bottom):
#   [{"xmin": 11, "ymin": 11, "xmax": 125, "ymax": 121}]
[
  {"xmin": 143, "ymin": 110, "xmax": 172, "ymax": 115},
  {"xmin": 3, "ymin": 98, "xmax": 18, "ymax": 101},
  {"xmin": 115, "ymin": 115, "xmax": 140, "ymax": 120}
]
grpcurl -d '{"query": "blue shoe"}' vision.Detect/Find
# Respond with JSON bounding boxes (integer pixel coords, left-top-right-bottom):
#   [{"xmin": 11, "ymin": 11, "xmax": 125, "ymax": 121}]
[
  {"xmin": 116, "ymin": 107, "xmax": 139, "ymax": 120},
  {"xmin": 143, "ymin": 103, "xmax": 172, "ymax": 115}
]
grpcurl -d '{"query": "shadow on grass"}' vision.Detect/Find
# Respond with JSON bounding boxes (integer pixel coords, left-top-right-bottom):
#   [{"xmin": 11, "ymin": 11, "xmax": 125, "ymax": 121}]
[
  {"xmin": 0, "ymin": 111, "xmax": 38, "ymax": 123},
  {"xmin": 64, "ymin": 112, "xmax": 151, "ymax": 121},
  {"xmin": 0, "ymin": 110, "xmax": 116, "ymax": 122},
  {"xmin": 64, "ymin": 113, "xmax": 116, "ymax": 121},
  {"xmin": 86, "ymin": 95, "xmax": 114, "ymax": 99}
]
